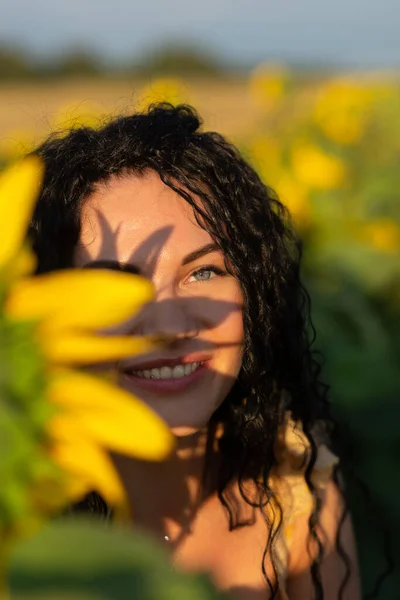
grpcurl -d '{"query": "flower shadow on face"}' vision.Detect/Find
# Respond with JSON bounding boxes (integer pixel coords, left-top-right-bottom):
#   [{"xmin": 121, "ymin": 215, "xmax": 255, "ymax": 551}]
[{"xmin": 79, "ymin": 208, "xmax": 244, "ymax": 352}]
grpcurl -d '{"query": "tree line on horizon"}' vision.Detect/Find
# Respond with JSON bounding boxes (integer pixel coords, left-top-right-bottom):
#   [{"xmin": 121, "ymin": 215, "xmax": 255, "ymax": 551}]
[
  {"xmin": 0, "ymin": 43, "xmax": 235, "ymax": 81},
  {"xmin": 0, "ymin": 42, "xmax": 347, "ymax": 83}
]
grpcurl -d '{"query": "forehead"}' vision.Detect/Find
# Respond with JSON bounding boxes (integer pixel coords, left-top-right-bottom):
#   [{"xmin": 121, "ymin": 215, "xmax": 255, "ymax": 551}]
[{"xmin": 77, "ymin": 171, "xmax": 213, "ymax": 264}]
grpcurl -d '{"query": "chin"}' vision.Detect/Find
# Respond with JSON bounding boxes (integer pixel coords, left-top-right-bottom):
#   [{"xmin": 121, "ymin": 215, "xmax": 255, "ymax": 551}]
[{"xmin": 170, "ymin": 425, "xmax": 201, "ymax": 437}]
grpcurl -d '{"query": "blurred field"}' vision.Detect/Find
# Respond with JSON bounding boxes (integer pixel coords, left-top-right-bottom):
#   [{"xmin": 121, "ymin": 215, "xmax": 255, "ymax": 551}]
[
  {"xmin": 0, "ymin": 76, "xmax": 263, "ymax": 148},
  {"xmin": 1, "ymin": 68, "xmax": 400, "ymax": 596}
]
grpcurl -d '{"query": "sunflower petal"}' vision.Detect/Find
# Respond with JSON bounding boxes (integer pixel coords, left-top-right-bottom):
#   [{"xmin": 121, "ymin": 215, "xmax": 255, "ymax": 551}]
[
  {"xmin": 2, "ymin": 245, "xmax": 37, "ymax": 284},
  {"xmin": 6, "ymin": 269, "xmax": 154, "ymax": 330},
  {"xmin": 49, "ymin": 428, "xmax": 127, "ymax": 506},
  {"xmin": 48, "ymin": 369, "xmax": 174, "ymax": 461},
  {"xmin": 39, "ymin": 330, "xmax": 157, "ymax": 365},
  {"xmin": 0, "ymin": 156, "xmax": 43, "ymax": 268},
  {"xmin": 10, "ymin": 245, "xmax": 37, "ymax": 278}
]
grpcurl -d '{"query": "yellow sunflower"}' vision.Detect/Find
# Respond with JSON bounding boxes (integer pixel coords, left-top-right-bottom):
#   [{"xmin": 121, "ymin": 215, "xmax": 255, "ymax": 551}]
[
  {"xmin": 135, "ymin": 77, "xmax": 191, "ymax": 112},
  {"xmin": 291, "ymin": 142, "xmax": 347, "ymax": 190},
  {"xmin": 0, "ymin": 157, "xmax": 174, "ymax": 529}
]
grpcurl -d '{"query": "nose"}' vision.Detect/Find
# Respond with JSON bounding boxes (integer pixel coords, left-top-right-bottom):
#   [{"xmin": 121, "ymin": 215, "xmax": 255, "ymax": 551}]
[{"xmin": 137, "ymin": 292, "xmax": 199, "ymax": 342}]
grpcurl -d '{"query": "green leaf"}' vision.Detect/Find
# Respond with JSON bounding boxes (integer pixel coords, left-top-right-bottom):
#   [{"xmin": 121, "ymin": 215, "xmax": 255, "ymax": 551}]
[{"xmin": 9, "ymin": 518, "xmax": 226, "ymax": 600}]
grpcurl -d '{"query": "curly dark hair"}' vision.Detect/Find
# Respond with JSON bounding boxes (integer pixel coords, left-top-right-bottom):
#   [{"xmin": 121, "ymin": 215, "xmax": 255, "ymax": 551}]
[{"xmin": 30, "ymin": 103, "xmax": 353, "ymax": 598}]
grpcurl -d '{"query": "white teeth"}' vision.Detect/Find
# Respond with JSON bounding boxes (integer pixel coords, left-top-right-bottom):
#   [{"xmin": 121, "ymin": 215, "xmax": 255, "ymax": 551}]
[
  {"xmin": 172, "ymin": 364, "xmax": 185, "ymax": 378},
  {"xmin": 130, "ymin": 361, "xmax": 202, "ymax": 379},
  {"xmin": 160, "ymin": 366, "xmax": 173, "ymax": 379},
  {"xmin": 184, "ymin": 363, "xmax": 192, "ymax": 376}
]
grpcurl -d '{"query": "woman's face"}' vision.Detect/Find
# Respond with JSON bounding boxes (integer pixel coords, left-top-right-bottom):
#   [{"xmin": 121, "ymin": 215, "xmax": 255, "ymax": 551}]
[{"xmin": 75, "ymin": 171, "xmax": 244, "ymax": 437}]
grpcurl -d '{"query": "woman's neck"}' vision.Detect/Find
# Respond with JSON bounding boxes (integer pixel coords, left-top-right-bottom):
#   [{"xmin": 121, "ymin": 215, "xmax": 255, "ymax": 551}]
[{"xmin": 111, "ymin": 428, "xmax": 218, "ymax": 544}]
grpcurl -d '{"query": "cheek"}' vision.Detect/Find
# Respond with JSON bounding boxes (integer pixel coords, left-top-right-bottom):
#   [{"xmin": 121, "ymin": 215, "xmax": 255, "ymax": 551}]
[
  {"xmin": 218, "ymin": 284, "xmax": 245, "ymax": 344},
  {"xmin": 210, "ymin": 306, "xmax": 244, "ymax": 376},
  {"xmin": 224, "ymin": 308, "xmax": 244, "ymax": 343}
]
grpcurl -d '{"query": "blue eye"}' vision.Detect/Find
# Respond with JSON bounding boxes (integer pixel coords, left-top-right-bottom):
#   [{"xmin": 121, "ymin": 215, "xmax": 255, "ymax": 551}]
[
  {"xmin": 194, "ymin": 269, "xmax": 214, "ymax": 281},
  {"xmin": 188, "ymin": 266, "xmax": 225, "ymax": 283}
]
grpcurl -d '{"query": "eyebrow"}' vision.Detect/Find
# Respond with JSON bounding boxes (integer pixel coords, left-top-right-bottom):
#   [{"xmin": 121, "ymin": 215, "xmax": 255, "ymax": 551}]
[
  {"xmin": 83, "ymin": 243, "xmax": 220, "ymax": 273},
  {"xmin": 181, "ymin": 242, "xmax": 220, "ymax": 266}
]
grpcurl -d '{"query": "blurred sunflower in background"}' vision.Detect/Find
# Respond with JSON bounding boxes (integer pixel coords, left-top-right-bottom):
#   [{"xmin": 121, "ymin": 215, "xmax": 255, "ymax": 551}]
[
  {"xmin": 0, "ymin": 157, "xmax": 174, "ymax": 553},
  {"xmin": 135, "ymin": 77, "xmax": 191, "ymax": 112}
]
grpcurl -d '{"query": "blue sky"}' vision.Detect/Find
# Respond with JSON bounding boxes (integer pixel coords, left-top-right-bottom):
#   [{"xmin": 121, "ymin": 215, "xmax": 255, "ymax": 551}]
[{"xmin": 1, "ymin": 0, "xmax": 399, "ymax": 67}]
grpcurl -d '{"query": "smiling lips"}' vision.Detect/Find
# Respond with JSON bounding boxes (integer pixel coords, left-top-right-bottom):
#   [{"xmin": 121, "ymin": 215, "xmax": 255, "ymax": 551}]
[
  {"xmin": 130, "ymin": 362, "xmax": 202, "ymax": 379},
  {"xmin": 120, "ymin": 354, "xmax": 211, "ymax": 393},
  {"xmin": 123, "ymin": 353, "xmax": 211, "ymax": 393}
]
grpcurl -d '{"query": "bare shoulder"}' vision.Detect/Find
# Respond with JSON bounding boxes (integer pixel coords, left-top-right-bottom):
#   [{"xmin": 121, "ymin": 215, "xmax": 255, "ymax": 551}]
[{"xmin": 286, "ymin": 478, "xmax": 362, "ymax": 600}]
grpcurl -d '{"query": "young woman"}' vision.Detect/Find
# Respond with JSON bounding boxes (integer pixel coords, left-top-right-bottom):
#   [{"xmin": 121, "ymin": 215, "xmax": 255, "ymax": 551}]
[{"xmin": 29, "ymin": 104, "xmax": 361, "ymax": 599}]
